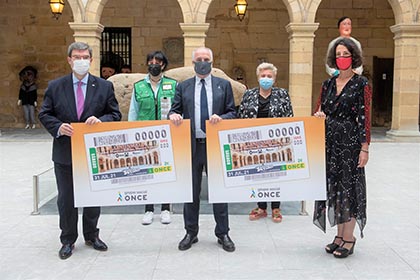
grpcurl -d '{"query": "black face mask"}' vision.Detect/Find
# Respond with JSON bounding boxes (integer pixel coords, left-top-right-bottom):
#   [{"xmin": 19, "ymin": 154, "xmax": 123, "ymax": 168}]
[{"xmin": 148, "ymin": 64, "xmax": 162, "ymax": 76}]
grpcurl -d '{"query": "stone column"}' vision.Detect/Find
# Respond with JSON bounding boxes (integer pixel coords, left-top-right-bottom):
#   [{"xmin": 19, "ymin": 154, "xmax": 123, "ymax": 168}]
[
  {"xmin": 388, "ymin": 24, "xmax": 420, "ymax": 137},
  {"xmin": 68, "ymin": 22, "xmax": 104, "ymax": 76},
  {"xmin": 285, "ymin": 23, "xmax": 319, "ymax": 116},
  {"xmin": 179, "ymin": 23, "xmax": 210, "ymax": 66}
]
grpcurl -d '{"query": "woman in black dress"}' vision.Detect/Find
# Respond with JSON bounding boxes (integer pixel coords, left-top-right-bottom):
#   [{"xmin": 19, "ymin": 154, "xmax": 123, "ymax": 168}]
[{"xmin": 314, "ymin": 38, "xmax": 371, "ymax": 258}]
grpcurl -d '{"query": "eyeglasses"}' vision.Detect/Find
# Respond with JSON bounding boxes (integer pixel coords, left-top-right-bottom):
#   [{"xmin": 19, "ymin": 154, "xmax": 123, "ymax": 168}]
[{"xmin": 71, "ymin": 55, "xmax": 91, "ymax": 60}]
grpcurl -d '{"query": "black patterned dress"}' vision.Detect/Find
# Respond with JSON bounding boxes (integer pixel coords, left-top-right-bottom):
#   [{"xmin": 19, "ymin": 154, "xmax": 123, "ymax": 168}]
[{"xmin": 313, "ymin": 75, "xmax": 371, "ymax": 238}]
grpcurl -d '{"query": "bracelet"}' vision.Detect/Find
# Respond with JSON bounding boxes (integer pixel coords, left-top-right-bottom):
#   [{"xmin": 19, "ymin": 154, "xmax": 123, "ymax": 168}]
[{"xmin": 360, "ymin": 149, "xmax": 369, "ymax": 153}]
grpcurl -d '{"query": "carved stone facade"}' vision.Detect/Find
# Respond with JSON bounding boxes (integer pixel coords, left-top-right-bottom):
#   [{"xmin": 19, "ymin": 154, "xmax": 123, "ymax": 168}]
[{"xmin": 0, "ymin": 0, "xmax": 419, "ymax": 137}]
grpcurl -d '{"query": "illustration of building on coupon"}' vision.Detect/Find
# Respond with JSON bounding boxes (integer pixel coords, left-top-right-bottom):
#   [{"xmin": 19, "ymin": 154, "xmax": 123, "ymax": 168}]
[
  {"xmin": 84, "ymin": 125, "xmax": 176, "ymax": 191},
  {"xmin": 218, "ymin": 121, "xmax": 310, "ymax": 188}
]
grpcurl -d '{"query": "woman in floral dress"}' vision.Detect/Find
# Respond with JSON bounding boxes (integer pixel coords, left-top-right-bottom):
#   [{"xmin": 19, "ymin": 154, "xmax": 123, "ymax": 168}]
[{"xmin": 314, "ymin": 38, "xmax": 371, "ymax": 258}]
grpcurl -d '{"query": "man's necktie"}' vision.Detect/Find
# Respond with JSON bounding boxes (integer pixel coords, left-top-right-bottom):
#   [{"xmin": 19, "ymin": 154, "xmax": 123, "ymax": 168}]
[
  {"xmin": 76, "ymin": 81, "xmax": 84, "ymax": 120},
  {"xmin": 200, "ymin": 79, "xmax": 209, "ymax": 133}
]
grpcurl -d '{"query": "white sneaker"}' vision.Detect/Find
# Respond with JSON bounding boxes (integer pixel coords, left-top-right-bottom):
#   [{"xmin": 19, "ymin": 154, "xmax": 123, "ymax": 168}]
[
  {"xmin": 160, "ymin": 210, "xmax": 171, "ymax": 224},
  {"xmin": 31, "ymin": 124, "xmax": 36, "ymax": 129},
  {"xmin": 25, "ymin": 124, "xmax": 30, "ymax": 129},
  {"xmin": 142, "ymin": 211, "xmax": 154, "ymax": 225}
]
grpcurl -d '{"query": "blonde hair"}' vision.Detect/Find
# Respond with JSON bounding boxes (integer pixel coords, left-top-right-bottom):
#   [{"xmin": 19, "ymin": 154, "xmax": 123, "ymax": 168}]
[{"xmin": 256, "ymin": 62, "xmax": 277, "ymax": 77}]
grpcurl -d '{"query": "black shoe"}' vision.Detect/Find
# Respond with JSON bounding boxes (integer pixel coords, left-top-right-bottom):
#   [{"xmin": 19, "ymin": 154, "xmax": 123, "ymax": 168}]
[
  {"xmin": 178, "ymin": 233, "xmax": 198, "ymax": 251},
  {"xmin": 59, "ymin": 244, "xmax": 74, "ymax": 260},
  {"xmin": 334, "ymin": 238, "xmax": 356, "ymax": 258},
  {"xmin": 217, "ymin": 234, "xmax": 235, "ymax": 252},
  {"xmin": 85, "ymin": 237, "xmax": 108, "ymax": 251},
  {"xmin": 325, "ymin": 236, "xmax": 343, "ymax": 254}
]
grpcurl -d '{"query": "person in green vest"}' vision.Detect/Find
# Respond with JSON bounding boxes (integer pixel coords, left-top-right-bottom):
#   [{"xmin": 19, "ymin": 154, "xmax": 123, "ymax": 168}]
[{"xmin": 128, "ymin": 50, "xmax": 177, "ymax": 225}]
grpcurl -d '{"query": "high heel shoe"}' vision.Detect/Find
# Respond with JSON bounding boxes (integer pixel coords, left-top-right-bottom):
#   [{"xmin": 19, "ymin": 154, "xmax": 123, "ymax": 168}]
[
  {"xmin": 333, "ymin": 238, "xmax": 356, "ymax": 258},
  {"xmin": 325, "ymin": 236, "xmax": 343, "ymax": 254}
]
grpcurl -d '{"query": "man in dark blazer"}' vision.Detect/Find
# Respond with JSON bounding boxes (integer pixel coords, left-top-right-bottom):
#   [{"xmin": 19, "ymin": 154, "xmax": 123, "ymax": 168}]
[
  {"xmin": 169, "ymin": 47, "xmax": 237, "ymax": 252},
  {"xmin": 39, "ymin": 42, "xmax": 122, "ymax": 260}
]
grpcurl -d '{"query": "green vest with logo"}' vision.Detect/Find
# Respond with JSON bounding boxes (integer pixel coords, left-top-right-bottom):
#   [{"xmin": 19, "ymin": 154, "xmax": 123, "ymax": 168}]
[{"xmin": 133, "ymin": 76, "xmax": 177, "ymax": 120}]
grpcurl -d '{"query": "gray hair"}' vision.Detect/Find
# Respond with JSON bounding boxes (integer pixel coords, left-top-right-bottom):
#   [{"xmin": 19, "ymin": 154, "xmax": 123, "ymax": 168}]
[
  {"xmin": 256, "ymin": 62, "xmax": 278, "ymax": 77},
  {"xmin": 192, "ymin": 47, "xmax": 213, "ymax": 62},
  {"xmin": 67, "ymin": 42, "xmax": 93, "ymax": 58}
]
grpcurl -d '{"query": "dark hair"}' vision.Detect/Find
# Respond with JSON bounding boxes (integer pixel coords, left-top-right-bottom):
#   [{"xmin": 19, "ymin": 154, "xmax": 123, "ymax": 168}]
[
  {"xmin": 121, "ymin": 64, "xmax": 131, "ymax": 70},
  {"xmin": 19, "ymin": 66, "xmax": 37, "ymax": 79},
  {"xmin": 146, "ymin": 51, "xmax": 169, "ymax": 71},
  {"xmin": 101, "ymin": 62, "xmax": 117, "ymax": 70},
  {"xmin": 326, "ymin": 38, "xmax": 363, "ymax": 69},
  {"xmin": 67, "ymin": 42, "xmax": 93, "ymax": 58},
  {"xmin": 337, "ymin": 16, "xmax": 351, "ymax": 28}
]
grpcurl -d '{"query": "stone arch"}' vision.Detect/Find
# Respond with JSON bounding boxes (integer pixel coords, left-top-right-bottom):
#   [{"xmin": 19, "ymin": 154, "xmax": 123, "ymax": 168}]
[
  {"xmin": 272, "ymin": 153, "xmax": 278, "ymax": 162},
  {"xmin": 282, "ymin": 0, "xmax": 322, "ymax": 23},
  {"xmin": 176, "ymin": 0, "xmax": 211, "ymax": 23},
  {"xmin": 153, "ymin": 151, "xmax": 159, "ymax": 165},
  {"xmin": 246, "ymin": 155, "xmax": 253, "ymax": 165},
  {"xmin": 98, "ymin": 157, "xmax": 105, "ymax": 172},
  {"xmin": 259, "ymin": 154, "xmax": 265, "ymax": 163},
  {"xmin": 232, "ymin": 153, "xmax": 239, "ymax": 169},
  {"xmin": 85, "ymin": 0, "xmax": 109, "ymax": 22},
  {"xmin": 286, "ymin": 148, "xmax": 293, "ymax": 162},
  {"xmin": 387, "ymin": 0, "xmax": 418, "ymax": 24},
  {"xmin": 67, "ymin": 0, "xmax": 95, "ymax": 22},
  {"xmin": 132, "ymin": 157, "xmax": 138, "ymax": 166},
  {"xmin": 416, "ymin": 2, "xmax": 420, "ymax": 22}
]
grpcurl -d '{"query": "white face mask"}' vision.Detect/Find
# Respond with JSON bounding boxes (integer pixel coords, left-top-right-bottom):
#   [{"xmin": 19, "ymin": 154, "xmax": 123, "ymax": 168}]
[{"xmin": 72, "ymin": 59, "xmax": 90, "ymax": 76}]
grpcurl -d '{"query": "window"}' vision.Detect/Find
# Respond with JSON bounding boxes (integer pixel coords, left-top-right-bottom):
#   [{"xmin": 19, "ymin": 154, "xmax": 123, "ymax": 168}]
[{"xmin": 101, "ymin": 27, "xmax": 132, "ymax": 72}]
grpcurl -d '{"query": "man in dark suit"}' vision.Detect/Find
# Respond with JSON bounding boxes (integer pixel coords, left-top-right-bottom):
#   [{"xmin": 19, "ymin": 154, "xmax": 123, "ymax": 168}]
[
  {"xmin": 39, "ymin": 42, "xmax": 122, "ymax": 260},
  {"xmin": 169, "ymin": 47, "xmax": 237, "ymax": 252}
]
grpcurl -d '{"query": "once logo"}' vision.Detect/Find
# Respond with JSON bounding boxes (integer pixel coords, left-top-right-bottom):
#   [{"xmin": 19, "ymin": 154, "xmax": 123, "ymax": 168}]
[
  {"xmin": 257, "ymin": 191, "xmax": 280, "ymax": 198},
  {"xmin": 124, "ymin": 194, "xmax": 148, "ymax": 201}
]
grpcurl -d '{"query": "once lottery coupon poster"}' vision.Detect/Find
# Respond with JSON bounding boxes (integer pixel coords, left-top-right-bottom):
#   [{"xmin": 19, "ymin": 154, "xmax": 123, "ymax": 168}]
[
  {"xmin": 206, "ymin": 117, "xmax": 326, "ymax": 203},
  {"xmin": 219, "ymin": 121, "xmax": 309, "ymax": 187},
  {"xmin": 84, "ymin": 125, "xmax": 176, "ymax": 192},
  {"xmin": 71, "ymin": 120, "xmax": 192, "ymax": 207}
]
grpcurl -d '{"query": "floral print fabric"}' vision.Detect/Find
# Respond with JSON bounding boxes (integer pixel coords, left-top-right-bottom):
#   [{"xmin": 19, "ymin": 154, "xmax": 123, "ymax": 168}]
[{"xmin": 313, "ymin": 75, "xmax": 372, "ymax": 238}]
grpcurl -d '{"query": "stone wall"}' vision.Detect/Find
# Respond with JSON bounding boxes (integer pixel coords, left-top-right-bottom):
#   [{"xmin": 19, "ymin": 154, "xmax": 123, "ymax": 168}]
[
  {"xmin": 0, "ymin": 0, "xmax": 74, "ymax": 127},
  {"xmin": 100, "ymin": 0, "xmax": 184, "ymax": 73},
  {"xmin": 0, "ymin": 0, "xmax": 398, "ymax": 127}
]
